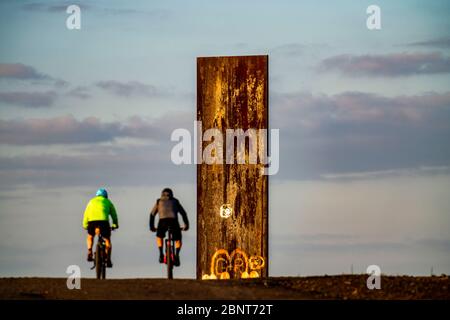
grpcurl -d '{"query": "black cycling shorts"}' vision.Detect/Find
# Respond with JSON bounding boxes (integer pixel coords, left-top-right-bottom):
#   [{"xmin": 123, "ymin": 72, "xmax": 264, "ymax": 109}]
[
  {"xmin": 157, "ymin": 218, "xmax": 181, "ymax": 241},
  {"xmin": 87, "ymin": 220, "xmax": 111, "ymax": 239}
]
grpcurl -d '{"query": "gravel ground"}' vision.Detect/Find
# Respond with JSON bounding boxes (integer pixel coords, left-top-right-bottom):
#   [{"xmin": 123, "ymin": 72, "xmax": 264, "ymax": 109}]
[{"xmin": 0, "ymin": 275, "xmax": 448, "ymax": 300}]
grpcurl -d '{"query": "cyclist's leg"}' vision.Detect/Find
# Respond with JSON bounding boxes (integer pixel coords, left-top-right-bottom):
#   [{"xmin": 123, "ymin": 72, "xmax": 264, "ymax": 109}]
[
  {"xmin": 104, "ymin": 237, "xmax": 112, "ymax": 267},
  {"xmin": 86, "ymin": 234, "xmax": 94, "ymax": 260},
  {"xmin": 173, "ymin": 221, "xmax": 182, "ymax": 266},
  {"xmin": 104, "ymin": 238, "xmax": 111, "ymax": 254},
  {"xmin": 86, "ymin": 234, "xmax": 93, "ymax": 250},
  {"xmin": 174, "ymin": 240, "xmax": 182, "ymax": 266},
  {"xmin": 156, "ymin": 219, "xmax": 167, "ymax": 263},
  {"xmin": 156, "ymin": 237, "xmax": 164, "ymax": 262},
  {"xmin": 86, "ymin": 222, "xmax": 95, "ymax": 261},
  {"xmin": 100, "ymin": 221, "xmax": 112, "ymax": 267}
]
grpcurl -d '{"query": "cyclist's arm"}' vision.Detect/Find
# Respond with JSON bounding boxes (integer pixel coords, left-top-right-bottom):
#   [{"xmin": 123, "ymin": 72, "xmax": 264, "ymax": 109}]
[
  {"xmin": 82, "ymin": 202, "xmax": 91, "ymax": 230},
  {"xmin": 177, "ymin": 200, "xmax": 189, "ymax": 229},
  {"xmin": 149, "ymin": 200, "xmax": 159, "ymax": 230},
  {"xmin": 109, "ymin": 201, "xmax": 118, "ymax": 227}
]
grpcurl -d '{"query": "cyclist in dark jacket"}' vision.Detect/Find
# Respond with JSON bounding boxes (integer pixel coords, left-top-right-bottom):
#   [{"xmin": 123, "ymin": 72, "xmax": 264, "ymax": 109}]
[{"xmin": 149, "ymin": 188, "xmax": 189, "ymax": 266}]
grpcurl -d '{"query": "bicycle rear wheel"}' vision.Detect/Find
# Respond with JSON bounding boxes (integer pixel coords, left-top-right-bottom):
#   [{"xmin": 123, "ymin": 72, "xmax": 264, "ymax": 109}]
[
  {"xmin": 166, "ymin": 239, "xmax": 173, "ymax": 280},
  {"xmin": 101, "ymin": 260, "xmax": 106, "ymax": 279},
  {"xmin": 95, "ymin": 244, "xmax": 102, "ymax": 279}
]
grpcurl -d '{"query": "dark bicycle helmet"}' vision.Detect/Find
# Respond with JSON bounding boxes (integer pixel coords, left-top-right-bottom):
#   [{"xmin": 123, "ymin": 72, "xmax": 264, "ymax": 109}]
[{"xmin": 161, "ymin": 188, "xmax": 173, "ymax": 198}]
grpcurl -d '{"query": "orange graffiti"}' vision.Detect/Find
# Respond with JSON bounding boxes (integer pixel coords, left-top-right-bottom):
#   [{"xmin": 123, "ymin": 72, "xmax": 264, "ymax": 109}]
[{"xmin": 202, "ymin": 248, "xmax": 265, "ymax": 280}]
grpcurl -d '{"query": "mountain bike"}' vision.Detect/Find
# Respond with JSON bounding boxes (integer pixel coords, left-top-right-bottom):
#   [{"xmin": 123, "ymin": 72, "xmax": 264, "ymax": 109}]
[
  {"xmin": 163, "ymin": 225, "xmax": 187, "ymax": 279},
  {"xmin": 90, "ymin": 227, "xmax": 114, "ymax": 279}
]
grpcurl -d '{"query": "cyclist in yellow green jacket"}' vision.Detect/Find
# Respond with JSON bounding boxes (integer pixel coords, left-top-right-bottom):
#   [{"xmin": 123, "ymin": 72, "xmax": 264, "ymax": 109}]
[{"xmin": 83, "ymin": 188, "xmax": 118, "ymax": 267}]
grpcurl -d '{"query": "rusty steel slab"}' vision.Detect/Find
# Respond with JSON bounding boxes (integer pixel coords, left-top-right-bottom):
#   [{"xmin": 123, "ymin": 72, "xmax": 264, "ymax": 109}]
[{"xmin": 197, "ymin": 55, "xmax": 268, "ymax": 280}]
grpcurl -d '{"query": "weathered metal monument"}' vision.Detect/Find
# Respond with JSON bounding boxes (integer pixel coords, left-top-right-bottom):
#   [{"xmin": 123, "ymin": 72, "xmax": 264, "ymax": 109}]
[{"xmin": 197, "ymin": 55, "xmax": 269, "ymax": 280}]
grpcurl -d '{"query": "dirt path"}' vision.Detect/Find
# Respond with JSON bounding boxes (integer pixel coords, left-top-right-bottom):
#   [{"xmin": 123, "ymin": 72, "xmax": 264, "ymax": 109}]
[{"xmin": 0, "ymin": 275, "xmax": 448, "ymax": 300}]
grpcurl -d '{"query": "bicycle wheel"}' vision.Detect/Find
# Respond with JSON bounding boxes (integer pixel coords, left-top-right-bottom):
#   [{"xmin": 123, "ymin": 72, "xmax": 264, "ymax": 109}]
[
  {"xmin": 166, "ymin": 239, "xmax": 173, "ymax": 280},
  {"xmin": 101, "ymin": 256, "xmax": 106, "ymax": 279},
  {"xmin": 95, "ymin": 244, "xmax": 102, "ymax": 279}
]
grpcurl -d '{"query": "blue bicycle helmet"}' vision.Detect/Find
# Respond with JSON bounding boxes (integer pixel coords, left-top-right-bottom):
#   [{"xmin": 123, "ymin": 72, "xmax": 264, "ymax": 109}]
[{"xmin": 96, "ymin": 188, "xmax": 108, "ymax": 198}]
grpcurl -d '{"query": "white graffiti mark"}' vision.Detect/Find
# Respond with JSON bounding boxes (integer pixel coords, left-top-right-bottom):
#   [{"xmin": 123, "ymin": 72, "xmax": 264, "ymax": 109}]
[
  {"xmin": 220, "ymin": 204, "xmax": 233, "ymax": 219},
  {"xmin": 202, "ymin": 248, "xmax": 265, "ymax": 280}
]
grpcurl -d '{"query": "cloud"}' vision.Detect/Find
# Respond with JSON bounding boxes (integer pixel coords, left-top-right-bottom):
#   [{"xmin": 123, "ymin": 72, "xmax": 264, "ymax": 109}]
[
  {"xmin": 0, "ymin": 116, "xmax": 121, "ymax": 145},
  {"xmin": 274, "ymin": 91, "xmax": 450, "ymax": 126},
  {"xmin": 0, "ymin": 142, "xmax": 193, "ymax": 189},
  {"xmin": 0, "ymin": 115, "xmax": 149, "ymax": 145},
  {"xmin": 406, "ymin": 37, "xmax": 450, "ymax": 48},
  {"xmin": 96, "ymin": 80, "xmax": 162, "ymax": 97},
  {"xmin": 271, "ymin": 43, "xmax": 309, "ymax": 56},
  {"xmin": 22, "ymin": 2, "xmax": 90, "ymax": 12},
  {"xmin": 320, "ymin": 165, "xmax": 450, "ymax": 180},
  {"xmin": 1, "ymin": 90, "xmax": 449, "ymax": 187},
  {"xmin": 319, "ymin": 52, "xmax": 450, "ymax": 77},
  {"xmin": 0, "ymin": 112, "xmax": 191, "ymax": 145},
  {"xmin": 101, "ymin": 7, "xmax": 168, "ymax": 17},
  {"xmin": 271, "ymin": 91, "xmax": 450, "ymax": 180},
  {"xmin": 0, "ymin": 91, "xmax": 57, "ymax": 107},
  {"xmin": 0, "ymin": 63, "xmax": 68, "ymax": 87},
  {"xmin": 0, "ymin": 63, "xmax": 51, "ymax": 80},
  {"xmin": 0, "ymin": 112, "xmax": 194, "ymax": 188},
  {"xmin": 22, "ymin": 2, "xmax": 167, "ymax": 17},
  {"xmin": 66, "ymin": 86, "xmax": 91, "ymax": 99},
  {"xmin": 271, "ymin": 43, "xmax": 329, "ymax": 56}
]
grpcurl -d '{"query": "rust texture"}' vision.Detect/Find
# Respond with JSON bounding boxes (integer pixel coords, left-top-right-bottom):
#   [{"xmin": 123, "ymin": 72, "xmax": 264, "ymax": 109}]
[{"xmin": 197, "ymin": 55, "xmax": 268, "ymax": 280}]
